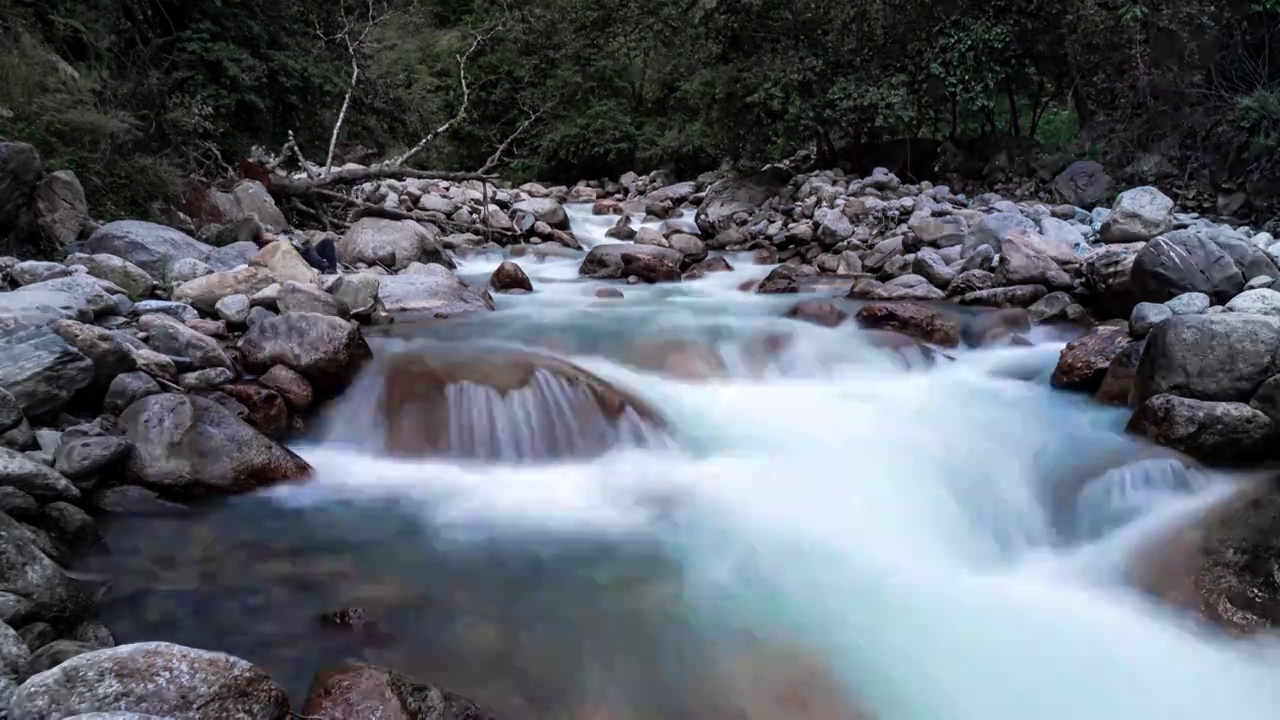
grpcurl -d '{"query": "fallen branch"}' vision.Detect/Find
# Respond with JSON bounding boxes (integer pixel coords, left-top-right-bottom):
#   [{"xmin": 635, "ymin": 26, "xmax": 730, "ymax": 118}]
[
  {"xmin": 476, "ymin": 107, "xmax": 542, "ymax": 175},
  {"xmin": 268, "ymin": 166, "xmax": 497, "ymax": 197}
]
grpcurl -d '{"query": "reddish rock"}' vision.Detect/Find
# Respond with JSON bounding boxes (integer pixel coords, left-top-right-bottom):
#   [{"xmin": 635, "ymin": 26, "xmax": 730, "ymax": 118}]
[
  {"xmin": 301, "ymin": 663, "xmax": 497, "ymax": 720},
  {"xmin": 489, "ymin": 260, "xmax": 533, "ymax": 293},
  {"xmin": 784, "ymin": 299, "xmax": 849, "ymax": 328},
  {"xmin": 1051, "ymin": 326, "xmax": 1132, "ymax": 392},
  {"xmin": 258, "ymin": 364, "xmax": 314, "ymax": 410},
  {"xmin": 683, "ymin": 256, "xmax": 734, "ymax": 279},
  {"xmin": 591, "ymin": 199, "xmax": 623, "ymax": 215},
  {"xmin": 221, "ymin": 383, "xmax": 289, "ymax": 438},
  {"xmin": 854, "ymin": 302, "xmax": 962, "ymax": 347}
]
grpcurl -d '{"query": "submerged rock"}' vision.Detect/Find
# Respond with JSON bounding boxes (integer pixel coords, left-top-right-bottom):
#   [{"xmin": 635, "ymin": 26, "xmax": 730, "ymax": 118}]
[
  {"xmin": 579, "ymin": 244, "xmax": 683, "ymax": 282},
  {"xmin": 353, "ymin": 348, "xmax": 673, "ymax": 461},
  {"xmin": 1051, "ymin": 326, "xmax": 1132, "ymax": 393},
  {"xmin": 854, "ymin": 303, "xmax": 961, "ymax": 347}
]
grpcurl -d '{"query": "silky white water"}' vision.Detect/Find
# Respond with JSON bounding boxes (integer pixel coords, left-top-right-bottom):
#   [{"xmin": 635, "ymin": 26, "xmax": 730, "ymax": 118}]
[{"xmin": 283, "ymin": 202, "xmax": 1280, "ymax": 718}]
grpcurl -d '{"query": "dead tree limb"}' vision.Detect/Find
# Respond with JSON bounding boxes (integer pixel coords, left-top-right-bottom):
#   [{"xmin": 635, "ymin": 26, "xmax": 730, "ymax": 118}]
[
  {"xmin": 476, "ymin": 106, "xmax": 542, "ymax": 175},
  {"xmin": 268, "ymin": 166, "xmax": 497, "ymax": 198}
]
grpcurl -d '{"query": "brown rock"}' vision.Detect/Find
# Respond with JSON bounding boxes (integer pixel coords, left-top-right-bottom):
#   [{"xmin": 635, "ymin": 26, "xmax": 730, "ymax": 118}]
[
  {"xmin": 489, "ymin": 261, "xmax": 533, "ymax": 293},
  {"xmin": 960, "ymin": 308, "xmax": 1031, "ymax": 348},
  {"xmin": 1050, "ymin": 326, "xmax": 1132, "ymax": 392},
  {"xmin": 238, "ymin": 312, "xmax": 371, "ymax": 393},
  {"xmin": 756, "ymin": 266, "xmax": 799, "ymax": 294},
  {"xmin": 257, "ymin": 365, "xmax": 314, "ymax": 410},
  {"xmin": 301, "ymin": 663, "xmax": 496, "ymax": 720},
  {"xmin": 784, "ymin": 299, "xmax": 849, "ymax": 328},
  {"xmin": 220, "ymin": 384, "xmax": 289, "ymax": 438},
  {"xmin": 1095, "ymin": 338, "xmax": 1145, "ymax": 406},
  {"xmin": 854, "ymin": 303, "xmax": 961, "ymax": 347},
  {"xmin": 683, "ymin": 256, "xmax": 734, "ymax": 279}
]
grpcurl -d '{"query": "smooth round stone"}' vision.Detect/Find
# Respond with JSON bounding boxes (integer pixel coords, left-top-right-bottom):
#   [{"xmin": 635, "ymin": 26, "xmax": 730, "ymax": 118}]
[
  {"xmin": 1129, "ymin": 302, "xmax": 1173, "ymax": 338},
  {"xmin": 1163, "ymin": 292, "xmax": 1211, "ymax": 316}
]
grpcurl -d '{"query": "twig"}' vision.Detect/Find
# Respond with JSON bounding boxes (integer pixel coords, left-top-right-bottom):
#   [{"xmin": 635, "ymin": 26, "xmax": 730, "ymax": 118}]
[{"xmin": 476, "ymin": 107, "xmax": 542, "ymax": 175}]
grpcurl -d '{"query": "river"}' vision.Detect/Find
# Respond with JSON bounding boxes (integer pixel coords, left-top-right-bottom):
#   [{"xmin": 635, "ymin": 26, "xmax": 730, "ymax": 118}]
[{"xmin": 75, "ymin": 203, "xmax": 1280, "ymax": 718}]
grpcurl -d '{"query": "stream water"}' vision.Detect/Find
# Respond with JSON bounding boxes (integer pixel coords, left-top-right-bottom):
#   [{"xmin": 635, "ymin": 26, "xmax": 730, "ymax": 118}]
[{"xmin": 78, "ymin": 204, "xmax": 1280, "ymax": 718}]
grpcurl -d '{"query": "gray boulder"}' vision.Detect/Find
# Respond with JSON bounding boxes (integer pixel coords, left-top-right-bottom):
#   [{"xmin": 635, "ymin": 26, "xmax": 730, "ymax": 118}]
[
  {"xmin": 0, "ymin": 447, "xmax": 79, "ymax": 500},
  {"xmin": 238, "ymin": 312, "xmax": 370, "ymax": 390},
  {"xmin": 1134, "ymin": 313, "xmax": 1280, "ymax": 404},
  {"xmin": 65, "ymin": 254, "xmax": 154, "ymax": 301},
  {"xmin": 1100, "ymin": 186, "xmax": 1175, "ymax": 243},
  {"xmin": 1129, "ymin": 302, "xmax": 1173, "ymax": 338},
  {"xmin": 138, "ymin": 315, "xmax": 231, "ymax": 371},
  {"xmin": 579, "ymin": 244, "xmax": 684, "ymax": 282},
  {"xmin": 170, "ymin": 267, "xmax": 274, "ymax": 314},
  {"xmin": 1225, "ymin": 288, "xmax": 1280, "ymax": 316},
  {"xmin": 512, "ymin": 198, "xmax": 570, "ymax": 230},
  {"xmin": 0, "ymin": 319, "xmax": 94, "ymax": 417},
  {"xmin": 337, "ymin": 217, "xmax": 442, "ymax": 271},
  {"xmin": 376, "ymin": 265, "xmax": 495, "ymax": 318},
  {"xmin": 82, "ymin": 221, "xmax": 212, "ymax": 278},
  {"xmin": 1052, "ymin": 160, "xmax": 1114, "ymax": 207},
  {"xmin": 1127, "ymin": 394, "xmax": 1272, "ymax": 465},
  {"xmin": 962, "ymin": 212, "xmax": 1037, "ymax": 257},
  {"xmin": 1165, "ymin": 292, "xmax": 1212, "ymax": 315},
  {"xmin": 7, "ymin": 642, "xmax": 289, "ymax": 720},
  {"xmin": 17, "ymin": 276, "xmax": 118, "ymax": 318},
  {"xmin": 119, "ymin": 394, "xmax": 311, "ymax": 498},
  {"xmin": 695, "ymin": 167, "xmax": 790, "ymax": 234},
  {"xmin": 0, "ymin": 510, "xmax": 91, "ymax": 625}
]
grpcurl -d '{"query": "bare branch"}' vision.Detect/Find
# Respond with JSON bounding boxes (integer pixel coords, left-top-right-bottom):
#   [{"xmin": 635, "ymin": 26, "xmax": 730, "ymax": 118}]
[
  {"xmin": 387, "ymin": 26, "xmax": 494, "ymax": 168},
  {"xmin": 476, "ymin": 107, "xmax": 542, "ymax": 175},
  {"xmin": 325, "ymin": 55, "xmax": 361, "ymax": 172}
]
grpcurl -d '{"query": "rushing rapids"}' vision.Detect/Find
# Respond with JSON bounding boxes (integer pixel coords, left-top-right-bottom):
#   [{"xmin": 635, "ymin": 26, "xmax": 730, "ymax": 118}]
[{"xmin": 79, "ymin": 203, "xmax": 1280, "ymax": 718}]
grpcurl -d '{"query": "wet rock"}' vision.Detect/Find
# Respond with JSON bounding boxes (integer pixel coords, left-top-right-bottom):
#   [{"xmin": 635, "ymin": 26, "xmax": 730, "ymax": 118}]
[
  {"xmin": 246, "ymin": 306, "xmax": 276, "ymax": 327},
  {"xmin": 119, "ymin": 393, "xmax": 310, "ymax": 498},
  {"xmin": 220, "ymin": 384, "xmax": 288, "ymax": 438},
  {"xmin": 756, "ymin": 265, "xmax": 799, "ymax": 294},
  {"xmin": 1130, "ymin": 230, "xmax": 1246, "ymax": 305},
  {"xmin": 17, "ymin": 623, "xmax": 55, "ymax": 652},
  {"xmin": 1081, "ymin": 243, "xmax": 1143, "ymax": 318},
  {"xmin": 961, "ymin": 244, "xmax": 996, "ymax": 273},
  {"xmin": 855, "ymin": 303, "xmax": 961, "ymax": 346},
  {"xmin": 89, "ymin": 486, "xmax": 187, "ymax": 517},
  {"xmin": 102, "ymin": 373, "xmax": 161, "ymax": 416},
  {"xmin": 371, "ymin": 349, "xmax": 670, "ymax": 460},
  {"xmin": 0, "ymin": 447, "xmax": 79, "ymax": 501},
  {"xmin": 171, "ymin": 266, "xmax": 274, "ymax": 314},
  {"xmin": 695, "ymin": 167, "xmax": 789, "ymax": 234},
  {"xmin": 1134, "ymin": 314, "xmax": 1280, "ymax": 404},
  {"xmin": 65, "ymin": 254, "xmax": 153, "ymax": 301},
  {"xmin": 300, "ymin": 662, "xmax": 496, "ymax": 720},
  {"xmin": 1027, "ymin": 291, "xmax": 1075, "ymax": 324},
  {"xmin": 594, "ymin": 287, "xmax": 624, "ymax": 298},
  {"xmin": 131, "ymin": 300, "xmax": 198, "ymax": 323},
  {"xmin": 1126, "ymin": 395, "xmax": 1272, "ymax": 465},
  {"xmin": 684, "ymin": 256, "xmax": 734, "ymax": 280},
  {"xmin": 0, "ymin": 317, "xmax": 94, "ymax": 418},
  {"xmin": 256, "ymin": 365, "xmax": 313, "ymax": 411},
  {"xmin": 1129, "ymin": 302, "xmax": 1173, "ymax": 338},
  {"xmin": 339, "ymin": 217, "xmax": 448, "ymax": 271},
  {"xmin": 20, "ymin": 639, "xmax": 97, "ymax": 678},
  {"xmin": 82, "ymin": 221, "xmax": 212, "ymax": 278},
  {"xmin": 249, "ymin": 240, "xmax": 317, "ymax": 286},
  {"xmin": 50, "ymin": 320, "xmax": 137, "ymax": 383},
  {"xmin": 16, "ymin": 276, "xmax": 118, "ymax": 318},
  {"xmin": 276, "ymin": 281, "xmax": 349, "ymax": 318},
  {"xmin": 239, "ymin": 312, "xmax": 370, "ymax": 391},
  {"xmin": 867, "ymin": 274, "xmax": 946, "ymax": 301},
  {"xmin": 490, "ymin": 261, "xmax": 532, "ymax": 293},
  {"xmin": 0, "ymin": 510, "xmax": 91, "ymax": 625},
  {"xmin": 1095, "ymin": 338, "xmax": 1145, "ymax": 406},
  {"xmin": 956, "ymin": 284, "xmax": 1047, "ymax": 308},
  {"xmin": 960, "ymin": 308, "xmax": 1031, "ymax": 348},
  {"xmin": 512, "ymin": 198, "xmax": 570, "ymax": 230},
  {"xmin": 7, "ymin": 642, "xmax": 289, "ymax": 720},
  {"xmin": 376, "ymin": 266, "xmax": 495, "ymax": 319},
  {"xmin": 40, "ymin": 502, "xmax": 98, "ymax": 553},
  {"xmin": 784, "ymin": 299, "xmax": 849, "ymax": 327},
  {"xmin": 138, "ymin": 314, "xmax": 230, "ymax": 371},
  {"xmin": 53, "ymin": 436, "xmax": 131, "ymax": 480},
  {"xmin": 1101, "ymin": 186, "xmax": 1175, "ymax": 243},
  {"xmin": 579, "ymin": 244, "xmax": 683, "ymax": 282},
  {"xmin": 1051, "ymin": 326, "xmax": 1133, "ymax": 392},
  {"xmin": 0, "ymin": 388, "xmax": 23, "ymax": 435}
]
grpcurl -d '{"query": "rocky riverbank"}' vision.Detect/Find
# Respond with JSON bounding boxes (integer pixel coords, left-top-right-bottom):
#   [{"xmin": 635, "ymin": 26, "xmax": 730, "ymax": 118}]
[{"xmin": 1, "ymin": 136, "xmax": 1280, "ymax": 717}]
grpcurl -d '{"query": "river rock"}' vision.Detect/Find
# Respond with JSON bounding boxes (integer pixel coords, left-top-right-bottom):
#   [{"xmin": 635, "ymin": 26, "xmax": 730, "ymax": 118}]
[
  {"xmin": 1095, "ymin": 339, "xmax": 1146, "ymax": 406},
  {"xmin": 490, "ymin": 261, "xmax": 532, "ymax": 293},
  {"xmin": 913, "ymin": 249, "xmax": 955, "ymax": 288},
  {"xmin": 0, "ymin": 319, "xmax": 94, "ymax": 417},
  {"xmin": 963, "ymin": 212, "xmax": 1037, "ymax": 257},
  {"xmin": 756, "ymin": 265, "xmax": 800, "ymax": 294},
  {"xmin": 1126, "ymin": 394, "xmax": 1272, "ymax": 464},
  {"xmin": 370, "ymin": 349, "xmax": 670, "ymax": 460},
  {"xmin": 220, "ymin": 385, "xmax": 288, "ymax": 438},
  {"xmin": 212, "ymin": 294, "xmax": 250, "ymax": 325},
  {"xmin": 512, "ymin": 198, "xmax": 570, "ymax": 231},
  {"xmin": 119, "ymin": 393, "xmax": 310, "ymax": 498},
  {"xmin": 1100, "ymin": 186, "xmax": 1175, "ymax": 243},
  {"xmin": 1052, "ymin": 160, "xmax": 1114, "ymax": 207},
  {"xmin": 908, "ymin": 215, "xmax": 967, "ymax": 248},
  {"xmin": 338, "ymin": 217, "xmax": 443, "ymax": 271},
  {"xmin": 784, "ymin": 299, "xmax": 848, "ymax": 327},
  {"xmin": 579, "ymin": 244, "xmax": 683, "ymax": 282},
  {"xmin": 376, "ymin": 265, "xmax": 495, "ymax": 319},
  {"xmin": 89, "ymin": 486, "xmax": 186, "ymax": 517},
  {"xmin": 238, "ymin": 312, "xmax": 370, "ymax": 390},
  {"xmin": 995, "ymin": 230, "xmax": 1074, "ymax": 289},
  {"xmin": 956, "ymin": 284, "xmax": 1047, "ymax": 308},
  {"xmin": 50, "ymin": 320, "xmax": 137, "ymax": 382},
  {"xmin": 0, "ymin": 510, "xmax": 90, "ymax": 625},
  {"xmin": 300, "ymin": 662, "xmax": 496, "ymax": 720},
  {"xmin": 855, "ymin": 303, "xmax": 960, "ymax": 346},
  {"xmin": 82, "ymin": 221, "xmax": 212, "ymax": 278},
  {"xmin": 171, "ymin": 267, "xmax": 274, "ymax": 314},
  {"xmin": 276, "ymin": 281, "xmax": 349, "ymax": 318},
  {"xmin": 257, "ymin": 365, "xmax": 313, "ymax": 411},
  {"xmin": 0, "ymin": 447, "xmax": 79, "ymax": 500},
  {"xmin": 102, "ymin": 373, "xmax": 160, "ymax": 416},
  {"xmin": 54, "ymin": 436, "xmax": 131, "ymax": 480},
  {"xmin": 0, "ymin": 620, "xmax": 29, "ymax": 677},
  {"xmin": 131, "ymin": 300, "xmax": 197, "ymax": 323},
  {"xmin": 1165, "ymin": 292, "xmax": 1212, "ymax": 316},
  {"xmin": 64, "ymin": 254, "xmax": 154, "ymax": 301},
  {"xmin": 7, "ymin": 642, "xmax": 289, "ymax": 720},
  {"xmin": 1129, "ymin": 302, "xmax": 1173, "ymax": 338},
  {"xmin": 138, "ymin": 314, "xmax": 231, "ymax": 370},
  {"xmin": 947, "ymin": 269, "xmax": 997, "ymax": 297},
  {"xmin": 16, "ymin": 276, "xmax": 117, "ymax": 318},
  {"xmin": 1129, "ymin": 230, "xmax": 1245, "ymax": 305},
  {"xmin": 867, "ymin": 274, "xmax": 946, "ymax": 301},
  {"xmin": 1027, "ymin": 291, "xmax": 1075, "ymax": 324},
  {"xmin": 1081, "ymin": 243, "xmax": 1144, "ymax": 317},
  {"xmin": 328, "ymin": 274, "xmax": 380, "ymax": 317},
  {"xmin": 204, "ymin": 241, "xmax": 260, "ymax": 272},
  {"xmin": 1134, "ymin": 313, "xmax": 1280, "ymax": 404},
  {"xmin": 1224, "ymin": 288, "xmax": 1280, "ymax": 316},
  {"xmin": 695, "ymin": 167, "xmax": 789, "ymax": 234},
  {"xmin": 1050, "ymin": 326, "xmax": 1132, "ymax": 392},
  {"xmin": 249, "ymin": 240, "xmax": 317, "ymax": 286},
  {"xmin": 10, "ymin": 262, "xmax": 69, "ymax": 287}
]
